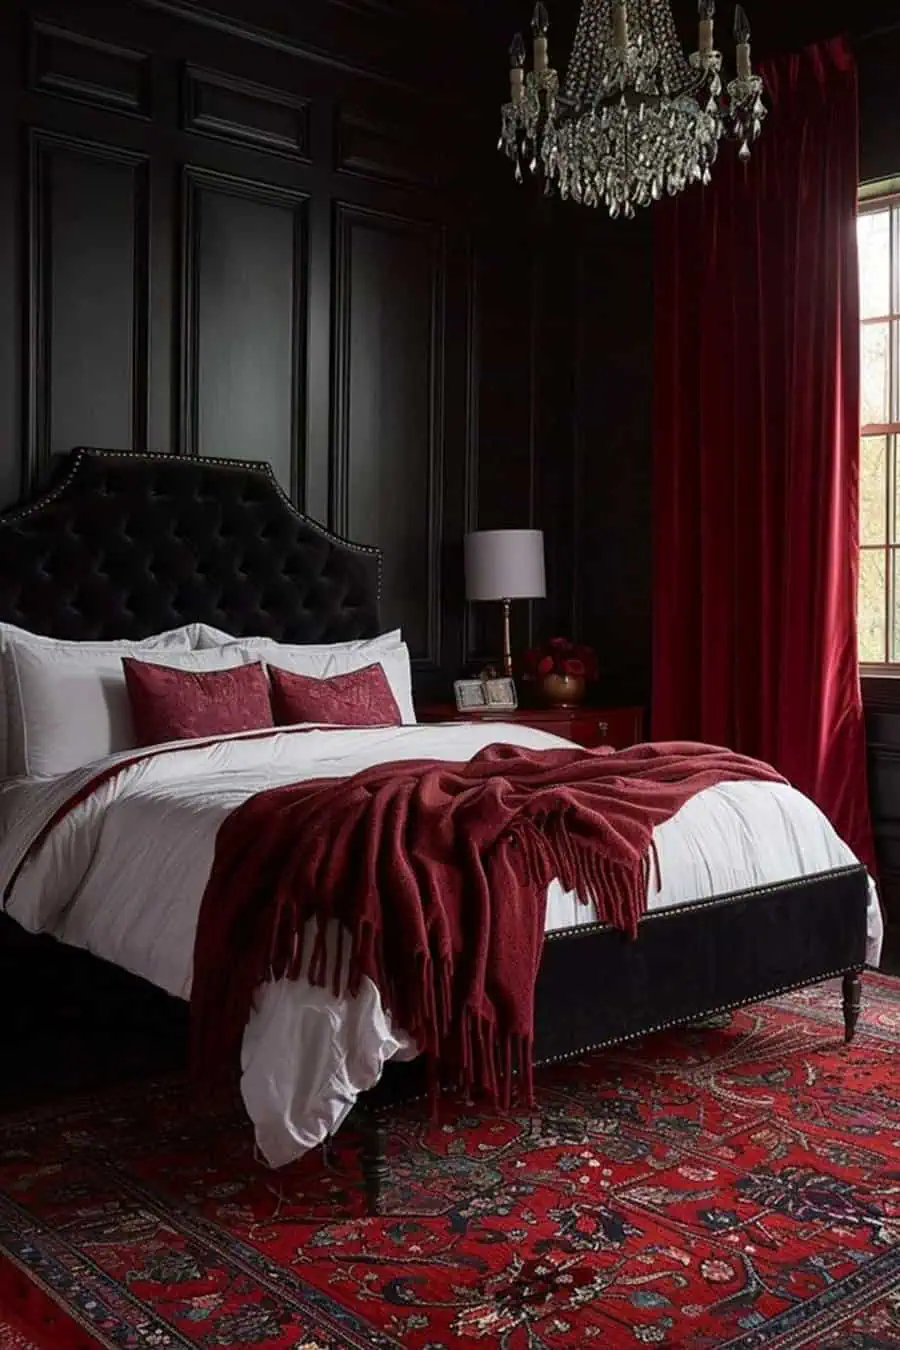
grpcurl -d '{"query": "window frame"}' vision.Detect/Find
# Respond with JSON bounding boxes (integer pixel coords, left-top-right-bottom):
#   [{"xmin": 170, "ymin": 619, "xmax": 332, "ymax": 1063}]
[{"xmin": 859, "ymin": 188, "xmax": 900, "ymax": 674}]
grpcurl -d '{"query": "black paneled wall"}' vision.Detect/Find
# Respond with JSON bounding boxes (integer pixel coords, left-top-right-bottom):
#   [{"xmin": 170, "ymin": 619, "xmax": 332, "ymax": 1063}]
[{"xmin": 0, "ymin": 0, "xmax": 652, "ymax": 702}]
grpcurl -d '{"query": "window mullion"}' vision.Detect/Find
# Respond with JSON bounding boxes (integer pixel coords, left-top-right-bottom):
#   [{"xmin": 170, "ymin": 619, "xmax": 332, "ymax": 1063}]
[
  {"xmin": 858, "ymin": 191, "xmax": 899, "ymax": 666},
  {"xmin": 887, "ymin": 211, "xmax": 898, "ymax": 660}
]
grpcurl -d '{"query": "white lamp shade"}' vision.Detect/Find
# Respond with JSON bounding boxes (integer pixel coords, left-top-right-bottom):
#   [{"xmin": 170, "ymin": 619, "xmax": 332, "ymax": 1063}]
[{"xmin": 464, "ymin": 529, "xmax": 546, "ymax": 602}]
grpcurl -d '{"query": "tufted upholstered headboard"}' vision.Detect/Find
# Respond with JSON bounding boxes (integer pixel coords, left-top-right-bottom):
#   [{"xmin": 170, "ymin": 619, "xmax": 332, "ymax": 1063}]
[{"xmin": 0, "ymin": 449, "xmax": 382, "ymax": 643}]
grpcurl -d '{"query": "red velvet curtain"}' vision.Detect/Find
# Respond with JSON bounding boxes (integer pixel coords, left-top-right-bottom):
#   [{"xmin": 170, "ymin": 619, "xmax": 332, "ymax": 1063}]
[{"xmin": 652, "ymin": 36, "xmax": 875, "ymax": 870}]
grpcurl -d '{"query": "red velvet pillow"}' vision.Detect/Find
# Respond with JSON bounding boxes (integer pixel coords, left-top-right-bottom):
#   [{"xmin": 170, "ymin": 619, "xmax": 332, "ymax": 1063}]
[
  {"xmin": 268, "ymin": 662, "xmax": 402, "ymax": 727},
  {"xmin": 122, "ymin": 659, "xmax": 274, "ymax": 747}
]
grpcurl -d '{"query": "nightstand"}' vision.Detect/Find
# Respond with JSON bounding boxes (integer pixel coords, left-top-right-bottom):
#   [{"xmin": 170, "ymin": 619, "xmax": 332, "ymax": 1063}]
[{"xmin": 416, "ymin": 703, "xmax": 645, "ymax": 750}]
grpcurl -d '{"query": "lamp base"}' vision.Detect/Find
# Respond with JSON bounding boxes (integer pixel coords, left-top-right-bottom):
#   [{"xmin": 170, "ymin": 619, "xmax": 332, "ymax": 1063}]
[{"xmin": 501, "ymin": 598, "xmax": 512, "ymax": 678}]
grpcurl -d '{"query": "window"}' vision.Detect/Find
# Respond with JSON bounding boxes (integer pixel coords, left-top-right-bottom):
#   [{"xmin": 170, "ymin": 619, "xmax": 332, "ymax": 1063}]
[{"xmin": 858, "ymin": 191, "xmax": 900, "ymax": 665}]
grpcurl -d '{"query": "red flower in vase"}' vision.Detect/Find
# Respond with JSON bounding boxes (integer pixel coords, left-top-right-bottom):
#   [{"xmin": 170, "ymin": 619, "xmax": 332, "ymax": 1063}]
[{"xmin": 521, "ymin": 639, "xmax": 598, "ymax": 682}]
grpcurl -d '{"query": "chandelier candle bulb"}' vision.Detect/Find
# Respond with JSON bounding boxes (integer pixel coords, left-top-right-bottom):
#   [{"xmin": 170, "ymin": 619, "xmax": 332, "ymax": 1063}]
[
  {"xmin": 699, "ymin": 18, "xmax": 714, "ymax": 52},
  {"xmin": 613, "ymin": 1, "xmax": 628, "ymax": 50},
  {"xmin": 509, "ymin": 32, "xmax": 527, "ymax": 103},
  {"xmin": 736, "ymin": 41, "xmax": 751, "ymax": 79},
  {"xmin": 734, "ymin": 4, "xmax": 751, "ymax": 77},
  {"xmin": 532, "ymin": 2, "xmax": 550, "ymax": 72}
]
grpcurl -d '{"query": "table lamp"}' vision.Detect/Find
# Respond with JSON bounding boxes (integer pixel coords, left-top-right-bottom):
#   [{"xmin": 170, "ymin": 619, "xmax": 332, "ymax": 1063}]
[{"xmin": 464, "ymin": 529, "xmax": 546, "ymax": 678}]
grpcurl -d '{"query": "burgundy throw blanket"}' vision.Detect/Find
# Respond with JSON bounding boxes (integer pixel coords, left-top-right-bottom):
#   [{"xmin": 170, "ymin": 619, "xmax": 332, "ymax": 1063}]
[{"xmin": 191, "ymin": 741, "xmax": 785, "ymax": 1106}]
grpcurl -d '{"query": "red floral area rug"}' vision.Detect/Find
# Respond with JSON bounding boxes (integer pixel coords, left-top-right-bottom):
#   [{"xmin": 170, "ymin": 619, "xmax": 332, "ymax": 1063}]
[{"xmin": 1, "ymin": 975, "xmax": 899, "ymax": 1350}]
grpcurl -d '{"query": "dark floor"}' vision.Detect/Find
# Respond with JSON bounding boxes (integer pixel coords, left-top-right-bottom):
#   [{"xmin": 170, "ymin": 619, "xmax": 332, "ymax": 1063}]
[{"xmin": 2, "ymin": 918, "xmax": 187, "ymax": 1115}]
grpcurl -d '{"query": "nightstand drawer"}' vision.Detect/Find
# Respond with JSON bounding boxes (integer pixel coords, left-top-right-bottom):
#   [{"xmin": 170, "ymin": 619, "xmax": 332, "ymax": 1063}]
[
  {"xmin": 416, "ymin": 703, "xmax": 645, "ymax": 750},
  {"xmin": 568, "ymin": 707, "xmax": 645, "ymax": 749}
]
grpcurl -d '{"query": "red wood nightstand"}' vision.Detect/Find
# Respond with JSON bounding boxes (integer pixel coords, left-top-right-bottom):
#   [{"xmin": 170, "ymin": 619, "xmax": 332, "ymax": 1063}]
[{"xmin": 416, "ymin": 703, "xmax": 645, "ymax": 750}]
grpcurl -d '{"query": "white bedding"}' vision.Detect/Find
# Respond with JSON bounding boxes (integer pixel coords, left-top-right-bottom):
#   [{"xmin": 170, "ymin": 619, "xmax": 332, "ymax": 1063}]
[{"xmin": 0, "ymin": 721, "xmax": 882, "ymax": 1168}]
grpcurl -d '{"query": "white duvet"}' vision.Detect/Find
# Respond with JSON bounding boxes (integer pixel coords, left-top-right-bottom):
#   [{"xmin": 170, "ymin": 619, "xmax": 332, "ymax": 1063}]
[{"xmin": 0, "ymin": 722, "xmax": 883, "ymax": 1168}]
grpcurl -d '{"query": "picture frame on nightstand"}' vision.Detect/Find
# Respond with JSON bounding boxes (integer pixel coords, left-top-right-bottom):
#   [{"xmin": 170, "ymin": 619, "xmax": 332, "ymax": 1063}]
[
  {"xmin": 483, "ymin": 677, "xmax": 518, "ymax": 711},
  {"xmin": 453, "ymin": 679, "xmax": 488, "ymax": 711},
  {"xmin": 453, "ymin": 678, "xmax": 518, "ymax": 713}
]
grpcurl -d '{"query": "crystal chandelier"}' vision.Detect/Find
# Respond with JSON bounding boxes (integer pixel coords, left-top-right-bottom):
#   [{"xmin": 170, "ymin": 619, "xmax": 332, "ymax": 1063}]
[{"xmin": 499, "ymin": 0, "xmax": 766, "ymax": 217}]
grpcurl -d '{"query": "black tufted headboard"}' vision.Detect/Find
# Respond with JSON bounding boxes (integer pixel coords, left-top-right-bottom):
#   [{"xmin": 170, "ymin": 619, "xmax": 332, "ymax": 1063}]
[{"xmin": 0, "ymin": 449, "xmax": 382, "ymax": 643}]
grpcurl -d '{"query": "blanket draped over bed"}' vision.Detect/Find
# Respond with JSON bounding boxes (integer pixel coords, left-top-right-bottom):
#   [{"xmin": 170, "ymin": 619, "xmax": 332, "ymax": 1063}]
[{"xmin": 191, "ymin": 741, "xmax": 785, "ymax": 1107}]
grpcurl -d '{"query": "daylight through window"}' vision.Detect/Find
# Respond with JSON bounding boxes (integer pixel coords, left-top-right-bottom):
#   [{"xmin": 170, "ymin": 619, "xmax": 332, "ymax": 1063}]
[{"xmin": 858, "ymin": 194, "xmax": 900, "ymax": 664}]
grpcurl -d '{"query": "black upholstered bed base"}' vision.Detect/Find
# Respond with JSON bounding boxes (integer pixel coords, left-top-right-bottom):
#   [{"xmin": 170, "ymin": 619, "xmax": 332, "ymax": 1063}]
[
  {"xmin": 531, "ymin": 864, "xmax": 868, "ymax": 1064},
  {"xmin": 357, "ymin": 865, "xmax": 869, "ymax": 1211},
  {"xmin": 0, "ymin": 450, "xmax": 872, "ymax": 1217}
]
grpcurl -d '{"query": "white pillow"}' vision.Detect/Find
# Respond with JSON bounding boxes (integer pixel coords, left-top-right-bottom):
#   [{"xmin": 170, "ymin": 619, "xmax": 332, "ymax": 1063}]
[
  {"xmin": 186, "ymin": 623, "xmax": 237, "ymax": 649},
  {"xmin": 194, "ymin": 626, "xmax": 403, "ymax": 654},
  {"xmin": 8, "ymin": 643, "xmax": 255, "ymax": 778},
  {"xmin": 0, "ymin": 624, "xmax": 194, "ymax": 778},
  {"xmin": 264, "ymin": 642, "xmax": 416, "ymax": 725}
]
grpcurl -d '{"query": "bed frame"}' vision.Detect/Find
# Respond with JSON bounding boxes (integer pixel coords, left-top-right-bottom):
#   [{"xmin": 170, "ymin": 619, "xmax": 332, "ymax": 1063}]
[{"xmin": 0, "ymin": 449, "xmax": 870, "ymax": 1215}]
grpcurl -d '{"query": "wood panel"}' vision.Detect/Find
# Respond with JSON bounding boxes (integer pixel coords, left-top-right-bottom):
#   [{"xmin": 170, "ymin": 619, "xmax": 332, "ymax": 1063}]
[
  {"xmin": 180, "ymin": 166, "xmax": 308, "ymax": 497},
  {"xmin": 466, "ymin": 228, "xmax": 537, "ymax": 669},
  {"xmin": 27, "ymin": 130, "xmax": 150, "ymax": 486},
  {"xmin": 573, "ymin": 215, "xmax": 654, "ymax": 704},
  {"xmin": 4, "ymin": 0, "xmax": 657, "ymax": 707},
  {"xmin": 336, "ymin": 108, "xmax": 437, "ymax": 189},
  {"xmin": 863, "ymin": 686, "xmax": 900, "ymax": 930},
  {"xmin": 0, "ymin": 2, "xmax": 22, "ymax": 510},
  {"xmin": 29, "ymin": 19, "xmax": 152, "ymax": 117},
  {"xmin": 859, "ymin": 30, "xmax": 900, "ymax": 183},
  {"xmin": 332, "ymin": 203, "xmax": 444, "ymax": 666},
  {"xmin": 183, "ymin": 66, "xmax": 310, "ymax": 159}
]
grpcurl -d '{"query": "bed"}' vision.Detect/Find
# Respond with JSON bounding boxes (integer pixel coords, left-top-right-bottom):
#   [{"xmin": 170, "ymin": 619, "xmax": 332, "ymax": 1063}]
[{"xmin": 0, "ymin": 448, "xmax": 881, "ymax": 1215}]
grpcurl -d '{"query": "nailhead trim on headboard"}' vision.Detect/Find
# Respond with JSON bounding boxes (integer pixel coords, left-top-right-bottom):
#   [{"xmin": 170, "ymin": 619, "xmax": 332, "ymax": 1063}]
[{"xmin": 0, "ymin": 448, "xmax": 384, "ymax": 643}]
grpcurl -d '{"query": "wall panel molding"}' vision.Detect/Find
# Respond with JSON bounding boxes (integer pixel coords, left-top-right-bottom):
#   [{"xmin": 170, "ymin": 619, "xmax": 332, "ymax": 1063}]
[
  {"xmin": 183, "ymin": 65, "xmax": 311, "ymax": 159},
  {"xmin": 29, "ymin": 20, "xmax": 152, "ymax": 117},
  {"xmin": 137, "ymin": 0, "xmax": 416, "ymax": 92},
  {"xmin": 180, "ymin": 165, "xmax": 309, "ymax": 498},
  {"xmin": 461, "ymin": 238, "xmax": 480, "ymax": 667},
  {"xmin": 331, "ymin": 201, "xmax": 445, "ymax": 668},
  {"xmin": 26, "ymin": 130, "xmax": 150, "ymax": 489},
  {"xmin": 7, "ymin": 0, "xmax": 548, "ymax": 701},
  {"xmin": 336, "ymin": 108, "xmax": 438, "ymax": 189}
]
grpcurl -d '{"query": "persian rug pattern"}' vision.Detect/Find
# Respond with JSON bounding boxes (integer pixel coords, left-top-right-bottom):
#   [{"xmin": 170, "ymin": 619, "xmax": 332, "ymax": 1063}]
[{"xmin": 0, "ymin": 975, "xmax": 898, "ymax": 1349}]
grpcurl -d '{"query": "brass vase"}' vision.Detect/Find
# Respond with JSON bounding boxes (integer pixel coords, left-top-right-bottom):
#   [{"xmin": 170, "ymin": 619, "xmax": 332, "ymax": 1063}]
[{"xmin": 539, "ymin": 673, "xmax": 586, "ymax": 708}]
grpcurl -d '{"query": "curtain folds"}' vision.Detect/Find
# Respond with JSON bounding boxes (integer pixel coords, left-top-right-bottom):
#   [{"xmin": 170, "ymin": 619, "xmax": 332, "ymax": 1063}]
[{"xmin": 652, "ymin": 36, "xmax": 876, "ymax": 871}]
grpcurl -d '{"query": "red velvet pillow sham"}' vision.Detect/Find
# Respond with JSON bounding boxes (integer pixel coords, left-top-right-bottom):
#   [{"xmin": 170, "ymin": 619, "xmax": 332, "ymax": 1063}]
[
  {"xmin": 122, "ymin": 658, "xmax": 274, "ymax": 747},
  {"xmin": 268, "ymin": 662, "xmax": 402, "ymax": 727}
]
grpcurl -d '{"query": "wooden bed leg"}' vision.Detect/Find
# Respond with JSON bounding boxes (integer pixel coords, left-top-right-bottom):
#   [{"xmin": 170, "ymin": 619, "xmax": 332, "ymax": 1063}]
[
  {"xmin": 360, "ymin": 1111, "xmax": 389, "ymax": 1217},
  {"xmin": 842, "ymin": 971, "xmax": 862, "ymax": 1044}
]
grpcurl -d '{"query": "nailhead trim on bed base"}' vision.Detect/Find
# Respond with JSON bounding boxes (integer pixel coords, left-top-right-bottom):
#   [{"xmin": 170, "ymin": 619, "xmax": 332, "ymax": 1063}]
[
  {"xmin": 357, "ymin": 864, "xmax": 871, "ymax": 1119},
  {"xmin": 541, "ymin": 863, "xmax": 864, "ymax": 943},
  {"xmin": 359, "ymin": 963, "xmax": 865, "ymax": 1114}
]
